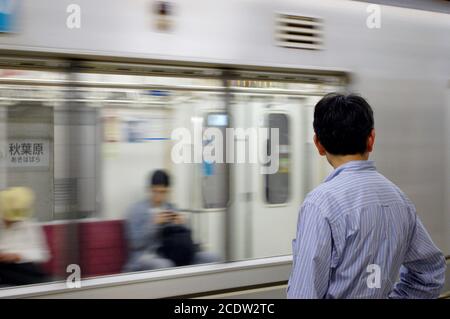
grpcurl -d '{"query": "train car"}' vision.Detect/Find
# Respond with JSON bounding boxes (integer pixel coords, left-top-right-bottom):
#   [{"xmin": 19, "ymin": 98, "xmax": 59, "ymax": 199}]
[{"xmin": 0, "ymin": 0, "xmax": 449, "ymax": 298}]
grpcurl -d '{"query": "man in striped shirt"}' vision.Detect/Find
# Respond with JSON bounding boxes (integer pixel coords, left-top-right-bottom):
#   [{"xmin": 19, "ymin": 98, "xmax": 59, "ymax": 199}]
[{"xmin": 287, "ymin": 93, "xmax": 446, "ymax": 299}]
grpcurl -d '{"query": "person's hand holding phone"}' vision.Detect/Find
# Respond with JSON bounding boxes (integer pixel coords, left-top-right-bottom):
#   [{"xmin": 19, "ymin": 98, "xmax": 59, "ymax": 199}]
[
  {"xmin": 155, "ymin": 210, "xmax": 185, "ymax": 224},
  {"xmin": 171, "ymin": 213, "xmax": 185, "ymax": 225},
  {"xmin": 154, "ymin": 211, "xmax": 173, "ymax": 225}
]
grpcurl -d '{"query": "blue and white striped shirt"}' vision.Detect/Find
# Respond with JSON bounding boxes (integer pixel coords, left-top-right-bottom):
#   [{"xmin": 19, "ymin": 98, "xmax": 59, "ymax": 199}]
[{"xmin": 287, "ymin": 160, "xmax": 446, "ymax": 299}]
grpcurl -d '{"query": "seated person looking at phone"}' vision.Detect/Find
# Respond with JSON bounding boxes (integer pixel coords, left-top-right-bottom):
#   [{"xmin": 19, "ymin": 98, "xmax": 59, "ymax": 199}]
[{"xmin": 124, "ymin": 170, "xmax": 219, "ymax": 271}]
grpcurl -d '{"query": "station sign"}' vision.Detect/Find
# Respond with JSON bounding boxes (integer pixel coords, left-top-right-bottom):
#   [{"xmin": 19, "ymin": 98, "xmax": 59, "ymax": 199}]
[{"xmin": 1, "ymin": 139, "xmax": 50, "ymax": 168}]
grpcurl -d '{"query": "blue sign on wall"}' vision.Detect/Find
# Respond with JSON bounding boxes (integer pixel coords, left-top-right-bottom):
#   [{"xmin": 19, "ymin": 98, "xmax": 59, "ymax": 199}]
[{"xmin": 0, "ymin": 0, "xmax": 18, "ymax": 33}]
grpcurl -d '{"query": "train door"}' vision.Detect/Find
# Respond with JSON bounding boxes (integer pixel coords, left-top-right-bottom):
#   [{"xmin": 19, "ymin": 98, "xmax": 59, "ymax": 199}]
[
  {"xmin": 229, "ymin": 89, "xmax": 334, "ymax": 260},
  {"xmin": 238, "ymin": 94, "xmax": 305, "ymax": 258}
]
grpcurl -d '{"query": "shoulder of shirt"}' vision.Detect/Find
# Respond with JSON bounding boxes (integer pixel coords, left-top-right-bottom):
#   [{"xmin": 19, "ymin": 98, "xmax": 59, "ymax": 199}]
[
  {"xmin": 301, "ymin": 184, "xmax": 335, "ymax": 218},
  {"xmin": 303, "ymin": 174, "xmax": 343, "ymax": 202},
  {"xmin": 7, "ymin": 220, "xmax": 27, "ymax": 229},
  {"xmin": 373, "ymin": 172, "xmax": 416, "ymax": 207},
  {"xmin": 7, "ymin": 220, "xmax": 37, "ymax": 231},
  {"xmin": 127, "ymin": 200, "xmax": 149, "ymax": 218},
  {"xmin": 302, "ymin": 171, "xmax": 415, "ymax": 219}
]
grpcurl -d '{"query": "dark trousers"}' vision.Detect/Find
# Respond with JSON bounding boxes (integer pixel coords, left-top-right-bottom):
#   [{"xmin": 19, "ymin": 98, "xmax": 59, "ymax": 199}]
[{"xmin": 0, "ymin": 262, "xmax": 47, "ymax": 286}]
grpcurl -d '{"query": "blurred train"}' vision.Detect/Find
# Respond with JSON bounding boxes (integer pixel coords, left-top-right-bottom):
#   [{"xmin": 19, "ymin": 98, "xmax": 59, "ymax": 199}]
[{"xmin": 0, "ymin": 0, "xmax": 449, "ymax": 298}]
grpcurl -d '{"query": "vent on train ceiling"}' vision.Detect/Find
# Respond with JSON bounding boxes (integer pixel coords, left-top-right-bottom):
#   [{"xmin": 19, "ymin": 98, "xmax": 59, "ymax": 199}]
[{"xmin": 275, "ymin": 14, "xmax": 323, "ymax": 50}]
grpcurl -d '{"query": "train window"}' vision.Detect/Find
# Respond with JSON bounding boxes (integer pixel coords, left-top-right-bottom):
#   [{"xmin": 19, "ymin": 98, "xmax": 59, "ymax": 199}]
[
  {"xmin": 0, "ymin": 69, "xmax": 79, "ymax": 288},
  {"xmin": 0, "ymin": 67, "xmax": 229, "ymax": 291},
  {"xmin": 201, "ymin": 113, "xmax": 229, "ymax": 209},
  {"xmin": 0, "ymin": 64, "xmax": 345, "ymax": 293},
  {"xmin": 207, "ymin": 113, "xmax": 228, "ymax": 127},
  {"xmin": 264, "ymin": 113, "xmax": 290, "ymax": 204}
]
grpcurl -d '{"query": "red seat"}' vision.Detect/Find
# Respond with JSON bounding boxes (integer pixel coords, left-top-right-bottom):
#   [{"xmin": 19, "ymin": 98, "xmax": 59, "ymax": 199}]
[
  {"xmin": 78, "ymin": 220, "xmax": 127, "ymax": 277},
  {"xmin": 42, "ymin": 220, "xmax": 127, "ymax": 279},
  {"xmin": 42, "ymin": 223, "xmax": 71, "ymax": 278}
]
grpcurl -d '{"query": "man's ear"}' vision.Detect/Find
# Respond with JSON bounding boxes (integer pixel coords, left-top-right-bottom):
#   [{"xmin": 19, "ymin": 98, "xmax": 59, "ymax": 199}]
[
  {"xmin": 313, "ymin": 134, "xmax": 327, "ymax": 156},
  {"xmin": 367, "ymin": 129, "xmax": 375, "ymax": 153}
]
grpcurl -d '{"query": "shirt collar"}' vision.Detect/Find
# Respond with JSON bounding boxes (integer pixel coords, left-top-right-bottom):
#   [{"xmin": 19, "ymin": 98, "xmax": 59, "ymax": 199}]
[{"xmin": 324, "ymin": 160, "xmax": 376, "ymax": 182}]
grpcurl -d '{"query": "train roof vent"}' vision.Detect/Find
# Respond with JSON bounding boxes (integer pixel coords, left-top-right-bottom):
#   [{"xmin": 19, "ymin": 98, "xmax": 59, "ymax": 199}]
[{"xmin": 275, "ymin": 14, "xmax": 323, "ymax": 50}]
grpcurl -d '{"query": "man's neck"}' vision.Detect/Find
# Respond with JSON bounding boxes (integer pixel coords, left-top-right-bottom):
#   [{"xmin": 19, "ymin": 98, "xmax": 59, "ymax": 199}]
[{"xmin": 326, "ymin": 153, "xmax": 369, "ymax": 169}]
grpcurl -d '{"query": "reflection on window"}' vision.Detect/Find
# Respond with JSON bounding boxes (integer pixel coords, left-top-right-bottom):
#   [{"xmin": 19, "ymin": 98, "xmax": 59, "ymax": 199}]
[
  {"xmin": 265, "ymin": 113, "xmax": 290, "ymax": 204},
  {"xmin": 202, "ymin": 113, "xmax": 229, "ymax": 209},
  {"xmin": 0, "ymin": 66, "xmax": 343, "ymax": 291}
]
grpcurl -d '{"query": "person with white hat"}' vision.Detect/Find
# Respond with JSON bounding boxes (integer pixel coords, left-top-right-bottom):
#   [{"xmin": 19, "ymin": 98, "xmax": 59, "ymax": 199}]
[{"xmin": 0, "ymin": 187, "xmax": 50, "ymax": 286}]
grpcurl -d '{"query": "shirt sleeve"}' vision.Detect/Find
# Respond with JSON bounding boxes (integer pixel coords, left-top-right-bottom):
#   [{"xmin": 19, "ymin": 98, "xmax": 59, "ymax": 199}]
[
  {"xmin": 18, "ymin": 222, "xmax": 50, "ymax": 264},
  {"xmin": 126, "ymin": 203, "xmax": 158, "ymax": 252},
  {"xmin": 389, "ymin": 213, "xmax": 446, "ymax": 299},
  {"xmin": 287, "ymin": 202, "xmax": 333, "ymax": 299}
]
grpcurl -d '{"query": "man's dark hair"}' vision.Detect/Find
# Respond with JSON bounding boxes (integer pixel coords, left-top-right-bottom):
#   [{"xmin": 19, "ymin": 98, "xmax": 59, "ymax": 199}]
[
  {"xmin": 313, "ymin": 93, "xmax": 374, "ymax": 155},
  {"xmin": 149, "ymin": 169, "xmax": 170, "ymax": 187}
]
